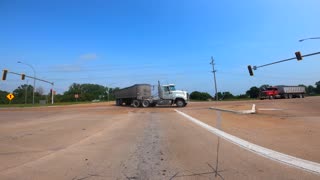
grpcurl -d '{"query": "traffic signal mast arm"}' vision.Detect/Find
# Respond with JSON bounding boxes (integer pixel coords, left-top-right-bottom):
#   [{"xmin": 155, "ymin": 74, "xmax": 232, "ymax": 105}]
[
  {"xmin": 253, "ymin": 57, "xmax": 296, "ymax": 70},
  {"xmin": 248, "ymin": 51, "xmax": 320, "ymax": 76},
  {"xmin": 7, "ymin": 71, "xmax": 54, "ymax": 85}
]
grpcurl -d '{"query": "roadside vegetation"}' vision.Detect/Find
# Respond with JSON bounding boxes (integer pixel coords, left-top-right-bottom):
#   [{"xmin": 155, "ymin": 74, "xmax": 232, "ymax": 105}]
[
  {"xmin": 0, "ymin": 83, "xmax": 119, "ymax": 105},
  {"xmin": 1, "ymin": 81, "xmax": 320, "ymax": 105},
  {"xmin": 190, "ymin": 81, "xmax": 320, "ymax": 101}
]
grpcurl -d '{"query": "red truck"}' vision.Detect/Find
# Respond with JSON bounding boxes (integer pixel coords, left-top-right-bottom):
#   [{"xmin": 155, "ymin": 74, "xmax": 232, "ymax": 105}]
[{"xmin": 259, "ymin": 85, "xmax": 306, "ymax": 99}]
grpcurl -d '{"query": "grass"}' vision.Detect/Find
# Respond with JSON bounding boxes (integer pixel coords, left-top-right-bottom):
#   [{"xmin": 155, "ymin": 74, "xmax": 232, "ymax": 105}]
[{"xmin": 0, "ymin": 101, "xmax": 109, "ymax": 108}]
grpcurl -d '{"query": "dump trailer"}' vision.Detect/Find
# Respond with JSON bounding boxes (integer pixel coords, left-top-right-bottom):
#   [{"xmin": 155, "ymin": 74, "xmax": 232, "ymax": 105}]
[
  {"xmin": 114, "ymin": 84, "xmax": 151, "ymax": 106},
  {"xmin": 114, "ymin": 82, "xmax": 188, "ymax": 107},
  {"xmin": 259, "ymin": 85, "xmax": 306, "ymax": 99}
]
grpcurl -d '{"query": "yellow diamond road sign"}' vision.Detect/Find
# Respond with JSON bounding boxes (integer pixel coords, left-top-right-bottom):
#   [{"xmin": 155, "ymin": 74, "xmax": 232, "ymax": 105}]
[{"xmin": 7, "ymin": 93, "xmax": 14, "ymax": 101}]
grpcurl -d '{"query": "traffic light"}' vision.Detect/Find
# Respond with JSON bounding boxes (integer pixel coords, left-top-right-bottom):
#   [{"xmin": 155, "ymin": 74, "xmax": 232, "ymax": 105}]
[
  {"xmin": 2, "ymin": 69, "xmax": 8, "ymax": 80},
  {"xmin": 295, "ymin": 51, "xmax": 303, "ymax": 61},
  {"xmin": 248, "ymin": 65, "xmax": 254, "ymax": 76},
  {"xmin": 21, "ymin": 74, "xmax": 25, "ymax": 80}
]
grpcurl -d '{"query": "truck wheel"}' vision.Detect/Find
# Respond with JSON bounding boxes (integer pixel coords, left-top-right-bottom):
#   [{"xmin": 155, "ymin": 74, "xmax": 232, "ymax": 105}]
[
  {"xmin": 142, "ymin": 100, "xmax": 150, "ymax": 108},
  {"xmin": 132, "ymin": 100, "xmax": 140, "ymax": 108},
  {"xmin": 176, "ymin": 99, "xmax": 185, "ymax": 107}
]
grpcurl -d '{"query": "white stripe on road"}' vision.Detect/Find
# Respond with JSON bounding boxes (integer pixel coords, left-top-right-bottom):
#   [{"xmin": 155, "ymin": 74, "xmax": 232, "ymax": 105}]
[{"xmin": 175, "ymin": 109, "xmax": 320, "ymax": 175}]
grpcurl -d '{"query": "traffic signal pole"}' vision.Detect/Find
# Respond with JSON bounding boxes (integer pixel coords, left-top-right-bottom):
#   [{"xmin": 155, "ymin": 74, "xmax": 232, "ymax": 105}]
[{"xmin": 2, "ymin": 70, "xmax": 55, "ymax": 104}]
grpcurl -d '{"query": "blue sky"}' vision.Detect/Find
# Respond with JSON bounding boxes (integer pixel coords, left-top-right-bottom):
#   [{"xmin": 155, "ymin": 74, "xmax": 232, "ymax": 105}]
[{"xmin": 1, "ymin": 0, "xmax": 319, "ymax": 95}]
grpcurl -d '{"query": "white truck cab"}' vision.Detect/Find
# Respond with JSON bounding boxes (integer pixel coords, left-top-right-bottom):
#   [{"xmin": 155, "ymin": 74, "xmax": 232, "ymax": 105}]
[{"xmin": 159, "ymin": 83, "xmax": 188, "ymax": 107}]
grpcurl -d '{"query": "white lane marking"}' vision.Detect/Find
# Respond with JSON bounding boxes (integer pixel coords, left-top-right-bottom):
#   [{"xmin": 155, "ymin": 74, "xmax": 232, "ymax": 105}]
[
  {"xmin": 209, "ymin": 104, "xmax": 256, "ymax": 114},
  {"xmin": 174, "ymin": 109, "xmax": 320, "ymax": 175}
]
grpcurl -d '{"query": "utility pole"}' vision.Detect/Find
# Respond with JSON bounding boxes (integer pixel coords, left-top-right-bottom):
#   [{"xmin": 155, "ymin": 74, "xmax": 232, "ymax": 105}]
[{"xmin": 210, "ymin": 56, "xmax": 218, "ymax": 101}]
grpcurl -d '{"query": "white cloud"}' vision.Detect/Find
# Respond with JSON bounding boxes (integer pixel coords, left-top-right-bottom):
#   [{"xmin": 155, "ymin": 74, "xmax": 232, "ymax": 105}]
[
  {"xmin": 79, "ymin": 53, "xmax": 98, "ymax": 61},
  {"xmin": 51, "ymin": 64, "xmax": 82, "ymax": 72}
]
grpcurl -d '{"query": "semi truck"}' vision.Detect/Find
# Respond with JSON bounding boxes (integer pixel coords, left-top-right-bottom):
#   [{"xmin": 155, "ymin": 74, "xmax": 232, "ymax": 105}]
[
  {"xmin": 259, "ymin": 85, "xmax": 306, "ymax": 99},
  {"xmin": 114, "ymin": 81, "xmax": 188, "ymax": 107}
]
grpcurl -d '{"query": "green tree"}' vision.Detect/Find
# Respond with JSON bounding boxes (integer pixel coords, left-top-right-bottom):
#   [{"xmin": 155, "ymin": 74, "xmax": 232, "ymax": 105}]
[
  {"xmin": 214, "ymin": 92, "xmax": 223, "ymax": 100},
  {"xmin": 12, "ymin": 84, "xmax": 33, "ymax": 104},
  {"xmin": 315, "ymin": 81, "xmax": 320, "ymax": 94},
  {"xmin": 237, "ymin": 94, "xmax": 249, "ymax": 99},
  {"xmin": 190, "ymin": 91, "xmax": 212, "ymax": 101},
  {"xmin": 220, "ymin": 91, "xmax": 234, "ymax": 100},
  {"xmin": 307, "ymin": 85, "xmax": 315, "ymax": 95},
  {"xmin": 62, "ymin": 83, "xmax": 82, "ymax": 102},
  {"xmin": 0, "ymin": 90, "xmax": 10, "ymax": 104},
  {"xmin": 63, "ymin": 83, "xmax": 107, "ymax": 102},
  {"xmin": 81, "ymin": 84, "xmax": 106, "ymax": 101},
  {"xmin": 246, "ymin": 86, "xmax": 260, "ymax": 98}
]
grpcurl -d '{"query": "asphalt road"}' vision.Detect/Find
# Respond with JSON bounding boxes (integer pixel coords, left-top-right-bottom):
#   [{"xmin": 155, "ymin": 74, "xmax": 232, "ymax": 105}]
[{"xmin": 0, "ymin": 99, "xmax": 319, "ymax": 180}]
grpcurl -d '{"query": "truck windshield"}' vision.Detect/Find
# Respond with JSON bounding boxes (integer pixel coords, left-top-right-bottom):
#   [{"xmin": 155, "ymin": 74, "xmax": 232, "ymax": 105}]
[
  {"xmin": 267, "ymin": 88, "xmax": 277, "ymax": 91},
  {"xmin": 169, "ymin": 86, "xmax": 176, "ymax": 91}
]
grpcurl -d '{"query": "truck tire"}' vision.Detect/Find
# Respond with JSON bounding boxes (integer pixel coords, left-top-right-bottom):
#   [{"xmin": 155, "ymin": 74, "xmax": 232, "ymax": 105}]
[
  {"xmin": 132, "ymin": 100, "xmax": 140, "ymax": 108},
  {"xmin": 142, "ymin": 100, "xmax": 150, "ymax": 108},
  {"xmin": 176, "ymin": 99, "xmax": 185, "ymax": 107}
]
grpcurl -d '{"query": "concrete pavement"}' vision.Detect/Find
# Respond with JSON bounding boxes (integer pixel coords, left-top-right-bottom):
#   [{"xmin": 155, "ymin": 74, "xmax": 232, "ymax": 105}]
[{"xmin": 0, "ymin": 101, "xmax": 319, "ymax": 179}]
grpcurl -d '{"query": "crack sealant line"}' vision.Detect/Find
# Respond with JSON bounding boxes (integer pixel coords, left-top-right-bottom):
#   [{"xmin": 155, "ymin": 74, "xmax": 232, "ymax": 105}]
[{"xmin": 174, "ymin": 109, "xmax": 320, "ymax": 175}]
